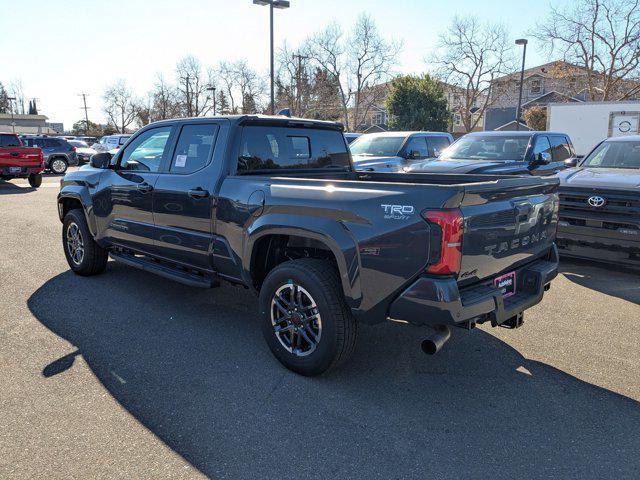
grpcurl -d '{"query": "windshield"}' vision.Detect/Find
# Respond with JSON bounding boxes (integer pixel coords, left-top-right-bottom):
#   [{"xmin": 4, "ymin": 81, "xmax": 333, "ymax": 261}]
[
  {"xmin": 349, "ymin": 136, "xmax": 405, "ymax": 157},
  {"xmin": 582, "ymin": 140, "xmax": 640, "ymax": 169},
  {"xmin": 441, "ymin": 135, "xmax": 531, "ymax": 161},
  {"xmin": 69, "ymin": 140, "xmax": 89, "ymax": 148}
]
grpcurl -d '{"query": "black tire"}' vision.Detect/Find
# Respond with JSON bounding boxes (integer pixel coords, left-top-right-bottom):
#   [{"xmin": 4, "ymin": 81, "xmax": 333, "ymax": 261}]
[
  {"xmin": 28, "ymin": 173, "xmax": 42, "ymax": 188},
  {"xmin": 49, "ymin": 157, "xmax": 68, "ymax": 175},
  {"xmin": 259, "ymin": 258, "xmax": 358, "ymax": 376},
  {"xmin": 62, "ymin": 209, "xmax": 108, "ymax": 276}
]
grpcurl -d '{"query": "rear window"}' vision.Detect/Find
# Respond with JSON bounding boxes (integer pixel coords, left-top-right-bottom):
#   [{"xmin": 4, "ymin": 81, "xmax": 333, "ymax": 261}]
[
  {"xmin": 237, "ymin": 126, "xmax": 350, "ymax": 172},
  {"xmin": 0, "ymin": 134, "xmax": 21, "ymax": 147}
]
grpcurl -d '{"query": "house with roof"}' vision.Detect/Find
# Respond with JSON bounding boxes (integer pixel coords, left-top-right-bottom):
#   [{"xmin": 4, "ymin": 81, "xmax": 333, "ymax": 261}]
[
  {"xmin": 353, "ymin": 80, "xmax": 484, "ymax": 135},
  {"xmin": 484, "ymin": 60, "xmax": 640, "ymax": 131}
]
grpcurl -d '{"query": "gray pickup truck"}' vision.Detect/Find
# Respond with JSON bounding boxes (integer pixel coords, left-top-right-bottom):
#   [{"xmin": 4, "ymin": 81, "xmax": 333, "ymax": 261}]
[{"xmin": 57, "ymin": 115, "xmax": 559, "ymax": 375}]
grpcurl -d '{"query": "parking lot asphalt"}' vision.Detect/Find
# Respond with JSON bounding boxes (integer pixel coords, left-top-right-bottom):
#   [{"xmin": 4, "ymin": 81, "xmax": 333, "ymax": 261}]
[{"xmin": 1, "ymin": 173, "xmax": 639, "ymax": 480}]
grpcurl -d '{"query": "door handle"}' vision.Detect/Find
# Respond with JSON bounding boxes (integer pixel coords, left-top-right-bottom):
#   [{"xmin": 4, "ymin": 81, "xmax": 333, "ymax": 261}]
[
  {"xmin": 10, "ymin": 152, "xmax": 19, "ymax": 157},
  {"xmin": 136, "ymin": 182, "xmax": 153, "ymax": 193},
  {"xmin": 188, "ymin": 187, "xmax": 209, "ymax": 199}
]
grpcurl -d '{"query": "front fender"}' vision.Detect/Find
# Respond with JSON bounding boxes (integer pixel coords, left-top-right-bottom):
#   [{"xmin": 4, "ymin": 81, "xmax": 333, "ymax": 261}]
[
  {"xmin": 57, "ymin": 186, "xmax": 97, "ymax": 237},
  {"xmin": 243, "ymin": 213, "xmax": 363, "ymax": 308}
]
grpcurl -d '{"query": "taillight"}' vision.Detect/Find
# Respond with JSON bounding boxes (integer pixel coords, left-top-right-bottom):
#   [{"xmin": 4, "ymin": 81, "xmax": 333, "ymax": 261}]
[
  {"xmin": 39, "ymin": 149, "xmax": 44, "ymax": 166},
  {"xmin": 70, "ymin": 146, "xmax": 76, "ymax": 151},
  {"xmin": 422, "ymin": 209, "xmax": 463, "ymax": 275}
]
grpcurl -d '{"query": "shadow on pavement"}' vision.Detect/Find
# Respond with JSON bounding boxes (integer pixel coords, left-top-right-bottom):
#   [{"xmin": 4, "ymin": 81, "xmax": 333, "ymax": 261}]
[
  {"xmin": 0, "ymin": 180, "xmax": 35, "ymax": 195},
  {"xmin": 560, "ymin": 259, "xmax": 640, "ymax": 304},
  {"xmin": 28, "ymin": 263, "xmax": 640, "ymax": 479}
]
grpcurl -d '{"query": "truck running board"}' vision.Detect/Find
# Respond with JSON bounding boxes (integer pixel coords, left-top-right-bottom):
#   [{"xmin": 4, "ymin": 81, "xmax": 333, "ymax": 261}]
[{"xmin": 109, "ymin": 250, "xmax": 219, "ymax": 288}]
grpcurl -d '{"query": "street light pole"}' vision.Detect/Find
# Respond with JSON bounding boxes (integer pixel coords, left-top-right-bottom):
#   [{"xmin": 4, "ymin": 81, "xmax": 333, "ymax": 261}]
[
  {"xmin": 207, "ymin": 86, "xmax": 217, "ymax": 115},
  {"xmin": 7, "ymin": 96, "xmax": 16, "ymax": 133},
  {"xmin": 253, "ymin": 0, "xmax": 290, "ymax": 115},
  {"xmin": 515, "ymin": 38, "xmax": 528, "ymax": 131}
]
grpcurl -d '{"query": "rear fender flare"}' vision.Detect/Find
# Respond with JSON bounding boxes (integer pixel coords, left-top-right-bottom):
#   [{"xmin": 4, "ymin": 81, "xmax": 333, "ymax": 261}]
[{"xmin": 243, "ymin": 214, "xmax": 362, "ymax": 307}]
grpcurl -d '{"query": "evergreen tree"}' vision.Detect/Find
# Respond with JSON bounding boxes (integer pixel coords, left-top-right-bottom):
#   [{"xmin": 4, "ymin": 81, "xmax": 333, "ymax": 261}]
[
  {"xmin": 216, "ymin": 90, "xmax": 230, "ymax": 115},
  {"xmin": 0, "ymin": 82, "xmax": 8, "ymax": 113},
  {"xmin": 385, "ymin": 75, "xmax": 449, "ymax": 131}
]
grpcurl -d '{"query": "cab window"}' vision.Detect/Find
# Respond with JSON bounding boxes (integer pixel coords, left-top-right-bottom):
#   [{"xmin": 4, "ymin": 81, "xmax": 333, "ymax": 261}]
[
  {"xmin": 550, "ymin": 135, "xmax": 571, "ymax": 161},
  {"xmin": 532, "ymin": 136, "xmax": 552, "ymax": 157},
  {"xmin": 404, "ymin": 137, "xmax": 429, "ymax": 158},
  {"xmin": 237, "ymin": 126, "xmax": 350, "ymax": 172},
  {"xmin": 427, "ymin": 136, "xmax": 451, "ymax": 157},
  {"xmin": 170, "ymin": 124, "xmax": 218, "ymax": 174},
  {"xmin": 119, "ymin": 127, "xmax": 171, "ymax": 172}
]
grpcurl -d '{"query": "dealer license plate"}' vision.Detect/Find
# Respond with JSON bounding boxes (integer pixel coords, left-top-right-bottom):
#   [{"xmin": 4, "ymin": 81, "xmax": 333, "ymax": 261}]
[{"xmin": 494, "ymin": 271, "xmax": 516, "ymax": 298}]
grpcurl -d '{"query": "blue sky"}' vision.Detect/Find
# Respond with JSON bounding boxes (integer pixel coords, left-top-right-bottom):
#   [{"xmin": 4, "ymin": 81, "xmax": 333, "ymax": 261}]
[{"xmin": 0, "ymin": 0, "xmax": 566, "ymax": 129}]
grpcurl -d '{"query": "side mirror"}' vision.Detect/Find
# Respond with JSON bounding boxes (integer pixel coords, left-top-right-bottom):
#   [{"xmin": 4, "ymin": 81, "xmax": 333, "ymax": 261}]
[
  {"xmin": 564, "ymin": 157, "xmax": 579, "ymax": 168},
  {"xmin": 407, "ymin": 150, "xmax": 421, "ymax": 159},
  {"xmin": 90, "ymin": 152, "xmax": 112, "ymax": 169},
  {"xmin": 535, "ymin": 151, "xmax": 552, "ymax": 164}
]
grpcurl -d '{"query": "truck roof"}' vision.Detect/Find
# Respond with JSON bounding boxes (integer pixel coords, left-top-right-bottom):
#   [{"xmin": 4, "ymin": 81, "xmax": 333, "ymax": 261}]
[
  {"xmin": 357, "ymin": 131, "xmax": 450, "ymax": 137},
  {"xmin": 603, "ymin": 135, "xmax": 640, "ymax": 142},
  {"xmin": 465, "ymin": 131, "xmax": 568, "ymax": 137},
  {"xmin": 148, "ymin": 114, "xmax": 344, "ymax": 131}
]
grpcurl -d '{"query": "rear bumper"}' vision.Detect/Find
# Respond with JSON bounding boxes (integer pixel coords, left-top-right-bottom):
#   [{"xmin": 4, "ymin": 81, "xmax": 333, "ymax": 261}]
[
  {"xmin": 388, "ymin": 245, "xmax": 559, "ymax": 327},
  {"xmin": 557, "ymin": 227, "xmax": 640, "ymax": 268}
]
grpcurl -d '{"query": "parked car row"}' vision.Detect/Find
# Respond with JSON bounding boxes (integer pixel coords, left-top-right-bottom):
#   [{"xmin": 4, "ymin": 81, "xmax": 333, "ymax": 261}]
[{"xmin": 347, "ymin": 129, "xmax": 638, "ymax": 270}]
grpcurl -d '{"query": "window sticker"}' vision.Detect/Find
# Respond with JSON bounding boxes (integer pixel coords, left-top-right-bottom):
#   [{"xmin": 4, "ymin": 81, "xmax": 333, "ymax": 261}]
[{"xmin": 175, "ymin": 154, "xmax": 187, "ymax": 167}]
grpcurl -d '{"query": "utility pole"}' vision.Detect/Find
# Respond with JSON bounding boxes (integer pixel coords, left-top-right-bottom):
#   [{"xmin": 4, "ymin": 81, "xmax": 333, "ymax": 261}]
[
  {"xmin": 79, "ymin": 93, "xmax": 90, "ymax": 134},
  {"xmin": 292, "ymin": 53, "xmax": 308, "ymax": 116},
  {"xmin": 182, "ymin": 74, "xmax": 191, "ymax": 117}
]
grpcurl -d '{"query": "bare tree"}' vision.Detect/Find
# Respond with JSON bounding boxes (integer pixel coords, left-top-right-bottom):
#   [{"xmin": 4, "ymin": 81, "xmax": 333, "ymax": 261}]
[
  {"xmin": 276, "ymin": 43, "xmax": 313, "ymax": 116},
  {"xmin": 348, "ymin": 14, "xmax": 402, "ymax": 130},
  {"xmin": 533, "ymin": 0, "xmax": 640, "ymax": 100},
  {"xmin": 218, "ymin": 61, "xmax": 240, "ymax": 114},
  {"xmin": 8, "ymin": 79, "xmax": 26, "ymax": 114},
  {"xmin": 304, "ymin": 14, "xmax": 400, "ymax": 131},
  {"xmin": 432, "ymin": 16, "xmax": 515, "ymax": 133},
  {"xmin": 103, "ymin": 80, "xmax": 138, "ymax": 133},
  {"xmin": 176, "ymin": 55, "xmax": 215, "ymax": 117},
  {"xmin": 150, "ymin": 74, "xmax": 181, "ymax": 121},
  {"xmin": 217, "ymin": 60, "xmax": 266, "ymax": 114}
]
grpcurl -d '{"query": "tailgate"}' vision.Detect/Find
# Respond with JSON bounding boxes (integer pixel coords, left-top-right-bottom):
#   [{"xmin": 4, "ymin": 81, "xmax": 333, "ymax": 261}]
[
  {"xmin": 0, "ymin": 147, "xmax": 42, "ymax": 166},
  {"xmin": 457, "ymin": 177, "xmax": 559, "ymax": 284}
]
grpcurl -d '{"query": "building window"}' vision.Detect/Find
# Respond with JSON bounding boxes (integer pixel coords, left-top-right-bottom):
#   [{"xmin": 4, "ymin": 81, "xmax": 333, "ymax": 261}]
[
  {"xmin": 372, "ymin": 111, "xmax": 385, "ymax": 125},
  {"xmin": 529, "ymin": 78, "xmax": 543, "ymax": 95},
  {"xmin": 453, "ymin": 113, "xmax": 462, "ymax": 125}
]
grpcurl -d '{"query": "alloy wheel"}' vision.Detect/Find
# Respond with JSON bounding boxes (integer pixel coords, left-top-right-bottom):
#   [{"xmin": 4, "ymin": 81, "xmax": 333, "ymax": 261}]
[
  {"xmin": 270, "ymin": 282, "xmax": 322, "ymax": 357},
  {"xmin": 51, "ymin": 159, "xmax": 67, "ymax": 174},
  {"xmin": 66, "ymin": 222, "xmax": 85, "ymax": 265}
]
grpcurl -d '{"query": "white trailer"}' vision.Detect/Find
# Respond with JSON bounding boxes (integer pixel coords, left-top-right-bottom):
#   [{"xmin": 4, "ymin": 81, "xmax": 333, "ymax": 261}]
[{"xmin": 546, "ymin": 101, "xmax": 640, "ymax": 156}]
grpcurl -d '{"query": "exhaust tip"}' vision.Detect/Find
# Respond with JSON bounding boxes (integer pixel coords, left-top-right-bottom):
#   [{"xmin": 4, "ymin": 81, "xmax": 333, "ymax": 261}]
[
  {"xmin": 421, "ymin": 339, "xmax": 438, "ymax": 355},
  {"xmin": 421, "ymin": 326, "xmax": 451, "ymax": 355}
]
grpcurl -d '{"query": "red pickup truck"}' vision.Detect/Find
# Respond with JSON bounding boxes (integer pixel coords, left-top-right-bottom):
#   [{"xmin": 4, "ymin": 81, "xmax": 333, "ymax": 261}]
[{"xmin": 0, "ymin": 133, "xmax": 44, "ymax": 187}]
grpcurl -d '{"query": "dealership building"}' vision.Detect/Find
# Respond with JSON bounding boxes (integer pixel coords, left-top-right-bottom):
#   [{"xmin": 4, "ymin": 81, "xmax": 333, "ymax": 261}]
[{"xmin": 0, "ymin": 113, "xmax": 62, "ymax": 135}]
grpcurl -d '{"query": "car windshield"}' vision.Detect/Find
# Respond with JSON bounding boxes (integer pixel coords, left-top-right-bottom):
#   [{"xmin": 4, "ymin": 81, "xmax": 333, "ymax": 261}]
[
  {"xmin": 441, "ymin": 135, "xmax": 531, "ymax": 161},
  {"xmin": 69, "ymin": 140, "xmax": 89, "ymax": 148},
  {"xmin": 349, "ymin": 136, "xmax": 405, "ymax": 157},
  {"xmin": 582, "ymin": 140, "xmax": 640, "ymax": 169}
]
